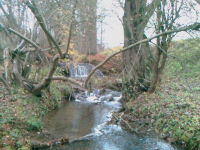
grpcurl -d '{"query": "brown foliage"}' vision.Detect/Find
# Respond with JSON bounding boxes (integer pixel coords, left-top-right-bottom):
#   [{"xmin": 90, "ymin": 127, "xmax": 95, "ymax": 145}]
[{"xmin": 82, "ymin": 54, "xmax": 122, "ymax": 75}]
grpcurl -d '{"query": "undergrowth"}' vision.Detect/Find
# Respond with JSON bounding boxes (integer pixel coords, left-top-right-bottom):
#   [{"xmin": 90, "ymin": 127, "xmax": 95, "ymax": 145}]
[
  {"xmin": 126, "ymin": 38, "xmax": 200, "ymax": 150},
  {"xmin": 0, "ymin": 81, "xmax": 64, "ymax": 149}
]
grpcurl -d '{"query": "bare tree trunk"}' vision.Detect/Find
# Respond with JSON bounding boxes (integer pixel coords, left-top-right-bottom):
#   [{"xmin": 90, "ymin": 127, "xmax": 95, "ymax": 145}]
[
  {"xmin": 148, "ymin": 40, "xmax": 161, "ymax": 93},
  {"xmin": 122, "ymin": 0, "xmax": 158, "ymax": 100},
  {"xmin": 22, "ymin": 51, "xmax": 36, "ymax": 79},
  {"xmin": 0, "ymin": 75, "xmax": 11, "ymax": 92},
  {"xmin": 3, "ymin": 48, "xmax": 11, "ymax": 81}
]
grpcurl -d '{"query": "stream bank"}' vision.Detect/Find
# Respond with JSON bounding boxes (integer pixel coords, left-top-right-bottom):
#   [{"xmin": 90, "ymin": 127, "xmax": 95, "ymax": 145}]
[
  {"xmin": 121, "ymin": 82, "xmax": 200, "ymax": 150},
  {"xmin": 0, "ymin": 81, "xmax": 64, "ymax": 150}
]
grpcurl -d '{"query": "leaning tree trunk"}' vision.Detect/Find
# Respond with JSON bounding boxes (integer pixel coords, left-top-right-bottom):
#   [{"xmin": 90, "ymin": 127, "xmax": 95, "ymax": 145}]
[{"xmin": 3, "ymin": 48, "xmax": 11, "ymax": 82}]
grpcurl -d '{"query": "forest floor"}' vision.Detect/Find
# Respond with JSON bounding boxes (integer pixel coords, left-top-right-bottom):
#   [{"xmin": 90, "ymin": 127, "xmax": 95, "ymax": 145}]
[
  {"xmin": 120, "ymin": 39, "xmax": 200, "ymax": 150},
  {"xmin": 0, "ymin": 81, "xmax": 66, "ymax": 149},
  {"xmin": 121, "ymin": 77, "xmax": 200, "ymax": 149}
]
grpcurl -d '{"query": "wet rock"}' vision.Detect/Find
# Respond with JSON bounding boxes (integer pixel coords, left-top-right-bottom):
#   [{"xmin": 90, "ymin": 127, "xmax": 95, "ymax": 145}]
[
  {"xmin": 99, "ymin": 94, "xmax": 114, "ymax": 102},
  {"xmin": 110, "ymin": 91, "xmax": 121, "ymax": 97},
  {"xmin": 76, "ymin": 95, "xmax": 86, "ymax": 101},
  {"xmin": 98, "ymin": 89, "xmax": 113, "ymax": 96}
]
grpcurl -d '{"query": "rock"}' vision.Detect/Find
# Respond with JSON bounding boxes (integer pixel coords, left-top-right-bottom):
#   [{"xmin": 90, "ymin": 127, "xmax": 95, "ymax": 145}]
[
  {"xmin": 76, "ymin": 95, "xmax": 86, "ymax": 101},
  {"xmin": 110, "ymin": 91, "xmax": 121, "ymax": 97},
  {"xmin": 97, "ymin": 89, "xmax": 113, "ymax": 96},
  {"xmin": 176, "ymin": 103, "xmax": 191, "ymax": 109},
  {"xmin": 107, "ymin": 94, "xmax": 115, "ymax": 101},
  {"xmin": 99, "ymin": 94, "xmax": 114, "ymax": 102}
]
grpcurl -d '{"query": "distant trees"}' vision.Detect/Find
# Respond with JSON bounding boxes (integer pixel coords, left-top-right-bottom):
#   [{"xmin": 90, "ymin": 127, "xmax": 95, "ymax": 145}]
[{"xmin": 74, "ymin": 0, "xmax": 97, "ymax": 54}]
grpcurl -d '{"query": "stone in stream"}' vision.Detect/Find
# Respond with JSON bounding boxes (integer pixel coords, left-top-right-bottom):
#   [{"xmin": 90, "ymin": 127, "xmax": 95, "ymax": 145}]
[
  {"xmin": 98, "ymin": 89, "xmax": 113, "ymax": 96},
  {"xmin": 110, "ymin": 91, "xmax": 121, "ymax": 97},
  {"xmin": 99, "ymin": 94, "xmax": 114, "ymax": 102}
]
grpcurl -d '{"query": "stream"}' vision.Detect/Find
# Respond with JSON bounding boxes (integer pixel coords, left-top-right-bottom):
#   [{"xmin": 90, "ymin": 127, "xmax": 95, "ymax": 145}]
[{"xmin": 30, "ymin": 89, "xmax": 183, "ymax": 150}]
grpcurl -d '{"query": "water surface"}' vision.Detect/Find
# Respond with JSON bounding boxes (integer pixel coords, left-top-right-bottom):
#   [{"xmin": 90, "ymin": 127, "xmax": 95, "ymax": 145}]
[{"xmin": 31, "ymin": 95, "xmax": 183, "ymax": 150}]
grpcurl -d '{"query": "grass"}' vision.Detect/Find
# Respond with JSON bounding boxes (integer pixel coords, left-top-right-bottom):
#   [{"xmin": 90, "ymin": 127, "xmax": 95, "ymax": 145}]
[
  {"xmin": 125, "ymin": 38, "xmax": 200, "ymax": 149},
  {"xmin": 0, "ymin": 81, "xmax": 65, "ymax": 149}
]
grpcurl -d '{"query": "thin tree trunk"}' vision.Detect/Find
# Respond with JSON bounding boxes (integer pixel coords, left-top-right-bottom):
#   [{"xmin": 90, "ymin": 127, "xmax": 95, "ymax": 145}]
[
  {"xmin": 3, "ymin": 48, "xmax": 10, "ymax": 81},
  {"xmin": 22, "ymin": 51, "xmax": 36, "ymax": 79},
  {"xmin": 0, "ymin": 75, "xmax": 11, "ymax": 92},
  {"xmin": 148, "ymin": 41, "xmax": 161, "ymax": 93}
]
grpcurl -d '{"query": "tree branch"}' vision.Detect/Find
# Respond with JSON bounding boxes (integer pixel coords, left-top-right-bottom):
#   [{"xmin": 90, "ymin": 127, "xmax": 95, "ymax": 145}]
[
  {"xmin": 52, "ymin": 76, "xmax": 83, "ymax": 87},
  {"xmin": 32, "ymin": 55, "xmax": 59, "ymax": 94},
  {"xmin": 195, "ymin": 0, "xmax": 200, "ymax": 5},
  {"xmin": 3, "ymin": 26, "xmax": 40, "ymax": 49},
  {"xmin": 25, "ymin": 0, "xmax": 64, "ymax": 58},
  {"xmin": 83, "ymin": 23, "xmax": 200, "ymax": 88}
]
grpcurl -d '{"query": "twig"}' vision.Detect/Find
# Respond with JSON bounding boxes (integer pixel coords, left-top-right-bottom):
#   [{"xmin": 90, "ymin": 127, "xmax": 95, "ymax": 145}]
[{"xmin": 112, "ymin": 112, "xmax": 138, "ymax": 134}]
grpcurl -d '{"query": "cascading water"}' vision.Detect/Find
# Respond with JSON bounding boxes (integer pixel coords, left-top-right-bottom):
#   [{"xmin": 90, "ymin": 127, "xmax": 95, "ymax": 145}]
[
  {"xmin": 70, "ymin": 63, "xmax": 88, "ymax": 78},
  {"xmin": 70, "ymin": 63, "xmax": 104, "ymax": 78}
]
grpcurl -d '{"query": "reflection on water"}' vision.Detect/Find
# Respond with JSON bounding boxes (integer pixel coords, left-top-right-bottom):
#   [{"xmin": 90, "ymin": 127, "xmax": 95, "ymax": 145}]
[
  {"xmin": 42, "ymin": 102, "xmax": 110, "ymax": 140},
  {"xmin": 53, "ymin": 124, "xmax": 182, "ymax": 150}
]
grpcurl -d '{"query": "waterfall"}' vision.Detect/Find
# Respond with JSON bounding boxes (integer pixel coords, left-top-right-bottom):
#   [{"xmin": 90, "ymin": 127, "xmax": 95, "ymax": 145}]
[
  {"xmin": 70, "ymin": 63, "xmax": 88, "ymax": 78},
  {"xmin": 70, "ymin": 63, "xmax": 104, "ymax": 78}
]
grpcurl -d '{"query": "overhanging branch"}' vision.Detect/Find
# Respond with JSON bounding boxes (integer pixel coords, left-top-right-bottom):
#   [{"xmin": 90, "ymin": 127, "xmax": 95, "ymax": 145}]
[
  {"xmin": 3, "ymin": 26, "xmax": 40, "ymax": 49},
  {"xmin": 25, "ymin": 0, "xmax": 64, "ymax": 58},
  {"xmin": 52, "ymin": 76, "xmax": 83, "ymax": 87},
  {"xmin": 83, "ymin": 23, "xmax": 200, "ymax": 88}
]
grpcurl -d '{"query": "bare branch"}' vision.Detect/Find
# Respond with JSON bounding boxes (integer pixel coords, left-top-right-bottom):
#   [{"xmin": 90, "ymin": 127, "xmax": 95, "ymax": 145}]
[
  {"xmin": 1, "ymin": 25, "xmax": 15, "ymax": 46},
  {"xmin": 52, "ymin": 76, "xmax": 83, "ymax": 87},
  {"xmin": 32, "ymin": 55, "xmax": 59, "ymax": 94},
  {"xmin": 25, "ymin": 0, "xmax": 64, "ymax": 58},
  {"xmin": 195, "ymin": 0, "xmax": 200, "ymax": 5},
  {"xmin": 0, "ymin": 2, "xmax": 18, "ymax": 28},
  {"xmin": 83, "ymin": 23, "xmax": 200, "ymax": 88},
  {"xmin": 3, "ymin": 27, "xmax": 40, "ymax": 49}
]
